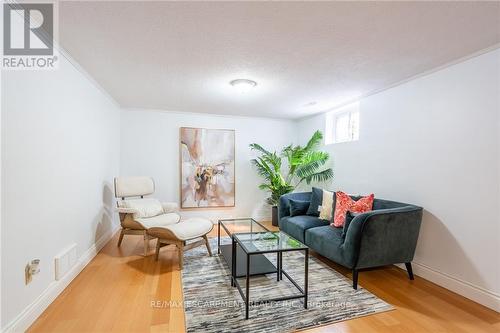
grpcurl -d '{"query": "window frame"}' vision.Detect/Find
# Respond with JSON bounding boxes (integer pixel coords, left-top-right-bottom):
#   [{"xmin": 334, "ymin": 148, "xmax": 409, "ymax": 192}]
[{"xmin": 325, "ymin": 102, "xmax": 360, "ymax": 145}]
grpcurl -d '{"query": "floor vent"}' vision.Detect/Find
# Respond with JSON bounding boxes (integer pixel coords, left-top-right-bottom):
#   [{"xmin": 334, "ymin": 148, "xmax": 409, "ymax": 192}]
[{"xmin": 54, "ymin": 244, "xmax": 77, "ymax": 280}]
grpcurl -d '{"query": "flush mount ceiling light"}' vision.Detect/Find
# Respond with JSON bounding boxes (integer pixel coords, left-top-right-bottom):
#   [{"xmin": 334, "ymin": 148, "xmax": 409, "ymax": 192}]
[{"xmin": 229, "ymin": 79, "xmax": 257, "ymax": 93}]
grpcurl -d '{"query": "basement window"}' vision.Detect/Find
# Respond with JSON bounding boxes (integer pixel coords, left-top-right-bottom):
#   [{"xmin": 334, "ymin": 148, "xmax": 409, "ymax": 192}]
[{"xmin": 325, "ymin": 102, "xmax": 360, "ymax": 145}]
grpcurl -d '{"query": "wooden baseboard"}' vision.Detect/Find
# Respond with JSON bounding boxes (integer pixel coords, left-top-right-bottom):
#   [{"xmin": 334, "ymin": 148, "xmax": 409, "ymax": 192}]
[
  {"xmin": 2, "ymin": 224, "xmax": 120, "ymax": 333},
  {"xmin": 396, "ymin": 262, "xmax": 500, "ymax": 312}
]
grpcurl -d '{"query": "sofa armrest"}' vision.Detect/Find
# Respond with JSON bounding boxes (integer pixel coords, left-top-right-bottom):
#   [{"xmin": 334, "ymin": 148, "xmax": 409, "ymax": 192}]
[
  {"xmin": 162, "ymin": 202, "xmax": 180, "ymax": 214},
  {"xmin": 342, "ymin": 206, "xmax": 423, "ymax": 268}
]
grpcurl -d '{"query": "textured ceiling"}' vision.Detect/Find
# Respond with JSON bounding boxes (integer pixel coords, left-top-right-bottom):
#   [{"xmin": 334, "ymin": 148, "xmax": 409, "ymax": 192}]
[{"xmin": 59, "ymin": 1, "xmax": 500, "ymax": 119}]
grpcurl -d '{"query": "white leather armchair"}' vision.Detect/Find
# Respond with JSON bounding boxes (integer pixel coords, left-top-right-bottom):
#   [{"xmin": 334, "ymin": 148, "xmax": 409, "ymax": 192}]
[{"xmin": 114, "ymin": 176, "xmax": 180, "ymax": 255}]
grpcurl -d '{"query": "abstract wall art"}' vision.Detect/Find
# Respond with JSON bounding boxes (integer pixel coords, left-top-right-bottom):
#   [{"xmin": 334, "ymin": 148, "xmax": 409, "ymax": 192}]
[{"xmin": 180, "ymin": 127, "xmax": 235, "ymax": 208}]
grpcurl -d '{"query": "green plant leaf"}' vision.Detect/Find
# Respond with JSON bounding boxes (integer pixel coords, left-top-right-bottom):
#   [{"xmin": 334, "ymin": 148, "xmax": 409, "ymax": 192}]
[
  {"xmin": 249, "ymin": 143, "xmax": 272, "ymax": 156},
  {"xmin": 303, "ymin": 168, "xmax": 334, "ymax": 185},
  {"xmin": 295, "ymin": 151, "xmax": 330, "ymax": 179},
  {"xmin": 250, "ymin": 130, "xmax": 332, "ymax": 205},
  {"xmin": 303, "ymin": 130, "xmax": 323, "ymax": 152},
  {"xmin": 250, "ymin": 158, "xmax": 272, "ymax": 181}
]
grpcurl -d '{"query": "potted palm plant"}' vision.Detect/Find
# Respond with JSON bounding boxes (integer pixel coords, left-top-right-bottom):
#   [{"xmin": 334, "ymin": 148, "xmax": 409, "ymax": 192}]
[{"xmin": 250, "ymin": 130, "xmax": 333, "ymax": 226}]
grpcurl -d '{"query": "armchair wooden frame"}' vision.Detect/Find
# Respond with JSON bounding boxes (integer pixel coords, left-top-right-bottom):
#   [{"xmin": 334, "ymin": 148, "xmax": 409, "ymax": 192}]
[
  {"xmin": 150, "ymin": 227, "xmax": 213, "ymax": 269},
  {"xmin": 114, "ymin": 176, "xmax": 180, "ymax": 256},
  {"xmin": 117, "ymin": 214, "xmax": 151, "ymax": 256}
]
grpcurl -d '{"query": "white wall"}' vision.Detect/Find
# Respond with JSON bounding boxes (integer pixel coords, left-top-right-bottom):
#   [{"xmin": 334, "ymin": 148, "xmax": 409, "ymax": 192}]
[
  {"xmin": 296, "ymin": 49, "xmax": 500, "ymax": 310},
  {"xmin": 1, "ymin": 53, "xmax": 121, "ymax": 331},
  {"xmin": 1, "ymin": 40, "xmax": 497, "ymax": 333},
  {"xmin": 120, "ymin": 110, "xmax": 296, "ymax": 221}
]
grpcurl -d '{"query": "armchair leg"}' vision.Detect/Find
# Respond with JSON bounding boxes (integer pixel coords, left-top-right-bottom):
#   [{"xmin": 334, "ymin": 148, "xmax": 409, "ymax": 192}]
[
  {"xmin": 117, "ymin": 229, "xmax": 125, "ymax": 247},
  {"xmin": 352, "ymin": 269, "xmax": 358, "ymax": 290},
  {"xmin": 155, "ymin": 239, "xmax": 161, "ymax": 261},
  {"xmin": 405, "ymin": 262, "xmax": 415, "ymax": 280},
  {"xmin": 143, "ymin": 231, "xmax": 149, "ymax": 256},
  {"xmin": 203, "ymin": 235, "xmax": 212, "ymax": 256}
]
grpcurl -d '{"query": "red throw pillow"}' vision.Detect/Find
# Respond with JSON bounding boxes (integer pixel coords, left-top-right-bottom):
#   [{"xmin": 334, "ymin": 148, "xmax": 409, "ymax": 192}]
[{"xmin": 332, "ymin": 191, "xmax": 374, "ymax": 227}]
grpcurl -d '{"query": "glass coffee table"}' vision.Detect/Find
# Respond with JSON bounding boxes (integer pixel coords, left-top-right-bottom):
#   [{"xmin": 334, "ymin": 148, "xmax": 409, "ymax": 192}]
[
  {"xmin": 218, "ymin": 218, "xmax": 276, "ymax": 277},
  {"xmin": 218, "ymin": 218, "xmax": 309, "ymax": 319}
]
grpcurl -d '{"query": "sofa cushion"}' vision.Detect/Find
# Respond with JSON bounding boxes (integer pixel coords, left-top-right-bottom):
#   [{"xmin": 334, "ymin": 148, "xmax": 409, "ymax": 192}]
[
  {"xmin": 280, "ymin": 215, "xmax": 329, "ymax": 243},
  {"xmin": 305, "ymin": 226, "xmax": 353, "ymax": 268},
  {"xmin": 306, "ymin": 187, "xmax": 323, "ymax": 216},
  {"xmin": 289, "ymin": 199, "xmax": 310, "ymax": 217},
  {"xmin": 278, "ymin": 192, "xmax": 312, "ymax": 225},
  {"xmin": 342, "ymin": 211, "xmax": 360, "ymax": 238},
  {"xmin": 319, "ymin": 189, "xmax": 335, "ymax": 221}
]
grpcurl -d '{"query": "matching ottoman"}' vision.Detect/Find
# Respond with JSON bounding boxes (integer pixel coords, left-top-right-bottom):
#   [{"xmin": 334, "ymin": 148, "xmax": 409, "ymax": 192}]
[{"xmin": 147, "ymin": 217, "xmax": 214, "ymax": 269}]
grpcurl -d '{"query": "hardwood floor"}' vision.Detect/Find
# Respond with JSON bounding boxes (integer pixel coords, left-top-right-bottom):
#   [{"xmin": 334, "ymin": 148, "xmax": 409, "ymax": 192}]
[{"xmin": 29, "ymin": 221, "xmax": 500, "ymax": 333}]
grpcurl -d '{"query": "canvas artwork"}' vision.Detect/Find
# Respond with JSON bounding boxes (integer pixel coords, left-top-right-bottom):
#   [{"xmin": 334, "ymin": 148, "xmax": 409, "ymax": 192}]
[{"xmin": 180, "ymin": 127, "xmax": 235, "ymax": 208}]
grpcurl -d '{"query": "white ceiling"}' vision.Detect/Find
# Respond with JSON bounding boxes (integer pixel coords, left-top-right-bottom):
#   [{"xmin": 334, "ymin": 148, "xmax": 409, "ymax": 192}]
[{"xmin": 59, "ymin": 1, "xmax": 500, "ymax": 119}]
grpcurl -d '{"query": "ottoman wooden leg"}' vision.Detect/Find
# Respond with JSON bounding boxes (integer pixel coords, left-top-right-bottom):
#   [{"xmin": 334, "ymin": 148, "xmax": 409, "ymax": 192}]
[
  {"xmin": 203, "ymin": 235, "xmax": 212, "ymax": 256},
  {"xmin": 177, "ymin": 243, "xmax": 184, "ymax": 270},
  {"xmin": 148, "ymin": 219, "xmax": 212, "ymax": 268}
]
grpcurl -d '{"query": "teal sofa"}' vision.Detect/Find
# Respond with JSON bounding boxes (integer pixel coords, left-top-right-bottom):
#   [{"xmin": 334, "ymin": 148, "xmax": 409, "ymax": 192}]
[{"xmin": 278, "ymin": 191, "xmax": 423, "ymax": 289}]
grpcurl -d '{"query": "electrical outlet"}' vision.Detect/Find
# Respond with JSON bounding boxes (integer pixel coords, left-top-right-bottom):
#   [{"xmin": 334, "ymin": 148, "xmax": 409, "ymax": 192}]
[{"xmin": 25, "ymin": 259, "xmax": 40, "ymax": 285}]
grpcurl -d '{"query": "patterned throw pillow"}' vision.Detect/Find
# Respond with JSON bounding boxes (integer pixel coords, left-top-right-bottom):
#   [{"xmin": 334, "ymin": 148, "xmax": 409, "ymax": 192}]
[
  {"xmin": 332, "ymin": 191, "xmax": 374, "ymax": 227},
  {"xmin": 319, "ymin": 190, "xmax": 335, "ymax": 220}
]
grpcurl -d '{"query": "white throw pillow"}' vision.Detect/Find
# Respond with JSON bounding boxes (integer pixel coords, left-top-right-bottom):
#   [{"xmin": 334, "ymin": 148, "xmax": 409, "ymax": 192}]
[
  {"xmin": 123, "ymin": 198, "xmax": 164, "ymax": 219},
  {"xmin": 319, "ymin": 190, "xmax": 334, "ymax": 221}
]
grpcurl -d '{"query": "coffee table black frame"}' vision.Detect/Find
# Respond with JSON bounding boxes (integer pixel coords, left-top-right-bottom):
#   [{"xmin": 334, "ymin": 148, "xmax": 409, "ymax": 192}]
[
  {"xmin": 218, "ymin": 218, "xmax": 308, "ymax": 319},
  {"xmin": 218, "ymin": 218, "xmax": 277, "ymax": 278},
  {"xmin": 232, "ymin": 232, "xmax": 309, "ymax": 319}
]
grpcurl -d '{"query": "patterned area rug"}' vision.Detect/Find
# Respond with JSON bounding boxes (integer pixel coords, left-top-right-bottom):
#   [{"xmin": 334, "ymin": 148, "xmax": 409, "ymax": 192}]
[{"xmin": 182, "ymin": 237, "xmax": 392, "ymax": 333}]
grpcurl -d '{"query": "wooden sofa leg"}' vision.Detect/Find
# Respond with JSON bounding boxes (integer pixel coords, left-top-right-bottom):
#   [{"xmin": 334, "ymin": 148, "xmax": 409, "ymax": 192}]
[
  {"xmin": 405, "ymin": 262, "xmax": 414, "ymax": 280},
  {"xmin": 353, "ymin": 269, "xmax": 358, "ymax": 290},
  {"xmin": 203, "ymin": 235, "xmax": 212, "ymax": 256},
  {"xmin": 117, "ymin": 229, "xmax": 125, "ymax": 247}
]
